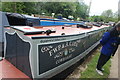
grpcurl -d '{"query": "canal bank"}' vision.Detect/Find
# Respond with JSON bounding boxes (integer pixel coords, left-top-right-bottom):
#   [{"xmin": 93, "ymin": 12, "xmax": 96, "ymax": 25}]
[
  {"xmin": 65, "ymin": 46, "xmax": 120, "ymax": 79},
  {"xmin": 109, "ymin": 46, "xmax": 119, "ymax": 79},
  {"xmin": 66, "ymin": 46, "xmax": 111, "ymax": 79}
]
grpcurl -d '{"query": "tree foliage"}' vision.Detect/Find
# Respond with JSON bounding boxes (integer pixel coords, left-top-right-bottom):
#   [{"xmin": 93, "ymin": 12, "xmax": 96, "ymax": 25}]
[
  {"xmin": 2, "ymin": 2, "xmax": 25, "ymax": 13},
  {"xmin": 1, "ymin": 2, "xmax": 117, "ymax": 22},
  {"xmin": 89, "ymin": 9, "xmax": 118, "ymax": 22},
  {"xmin": 1, "ymin": 2, "xmax": 88, "ymax": 20},
  {"xmin": 101, "ymin": 9, "xmax": 113, "ymax": 18},
  {"xmin": 0, "ymin": 2, "xmax": 2, "ymax": 11},
  {"xmin": 75, "ymin": 2, "xmax": 88, "ymax": 19}
]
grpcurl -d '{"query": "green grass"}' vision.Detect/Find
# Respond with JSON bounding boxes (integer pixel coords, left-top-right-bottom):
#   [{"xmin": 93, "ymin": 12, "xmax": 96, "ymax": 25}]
[{"xmin": 80, "ymin": 49, "xmax": 111, "ymax": 80}]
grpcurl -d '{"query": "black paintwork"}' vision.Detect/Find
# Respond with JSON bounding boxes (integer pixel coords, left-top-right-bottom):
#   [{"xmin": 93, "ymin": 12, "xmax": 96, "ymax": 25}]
[
  {"xmin": 5, "ymin": 33, "xmax": 32, "ymax": 78},
  {"xmin": 38, "ymin": 31, "xmax": 103, "ymax": 74}
]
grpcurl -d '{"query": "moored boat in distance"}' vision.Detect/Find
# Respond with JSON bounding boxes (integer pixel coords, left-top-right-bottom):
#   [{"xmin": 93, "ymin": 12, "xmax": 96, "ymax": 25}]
[{"xmin": 1, "ymin": 12, "xmax": 111, "ymax": 79}]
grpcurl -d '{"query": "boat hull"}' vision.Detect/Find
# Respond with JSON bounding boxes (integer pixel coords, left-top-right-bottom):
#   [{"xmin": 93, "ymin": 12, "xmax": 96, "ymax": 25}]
[{"xmin": 4, "ymin": 27, "xmax": 108, "ymax": 79}]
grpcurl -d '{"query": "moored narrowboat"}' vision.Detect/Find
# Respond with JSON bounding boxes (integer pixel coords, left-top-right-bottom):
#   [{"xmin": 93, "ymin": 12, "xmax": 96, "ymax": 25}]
[{"xmin": 0, "ymin": 12, "xmax": 110, "ymax": 79}]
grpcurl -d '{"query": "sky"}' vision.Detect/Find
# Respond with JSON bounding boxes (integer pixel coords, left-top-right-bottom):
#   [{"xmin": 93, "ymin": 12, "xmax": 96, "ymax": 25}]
[{"xmin": 84, "ymin": 0, "xmax": 119, "ymax": 16}]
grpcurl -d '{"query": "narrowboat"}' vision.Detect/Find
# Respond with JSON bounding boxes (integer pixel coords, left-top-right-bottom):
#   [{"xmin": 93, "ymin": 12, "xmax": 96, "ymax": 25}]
[{"xmin": 0, "ymin": 12, "xmax": 110, "ymax": 79}]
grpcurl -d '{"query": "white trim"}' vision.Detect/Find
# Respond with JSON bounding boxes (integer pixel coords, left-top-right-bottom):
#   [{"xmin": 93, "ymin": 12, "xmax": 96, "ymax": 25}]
[{"xmin": 4, "ymin": 31, "xmax": 16, "ymax": 58}]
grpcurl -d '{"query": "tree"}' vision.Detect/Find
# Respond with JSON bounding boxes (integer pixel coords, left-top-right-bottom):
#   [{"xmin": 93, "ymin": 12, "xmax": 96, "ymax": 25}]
[
  {"xmin": 41, "ymin": 2, "xmax": 76, "ymax": 18},
  {"xmin": 1, "ymin": 2, "xmax": 89, "ymax": 20},
  {"xmin": 0, "ymin": 2, "xmax": 2, "ymax": 11},
  {"xmin": 2, "ymin": 2, "xmax": 25, "ymax": 13},
  {"xmin": 89, "ymin": 10, "xmax": 118, "ymax": 22},
  {"xmin": 22, "ymin": 2, "xmax": 36, "ymax": 14},
  {"xmin": 89, "ymin": 15, "xmax": 105, "ymax": 22},
  {"xmin": 75, "ymin": 2, "xmax": 88, "ymax": 19},
  {"xmin": 101, "ymin": 9, "xmax": 113, "ymax": 22},
  {"xmin": 101, "ymin": 9, "xmax": 113, "ymax": 18}
]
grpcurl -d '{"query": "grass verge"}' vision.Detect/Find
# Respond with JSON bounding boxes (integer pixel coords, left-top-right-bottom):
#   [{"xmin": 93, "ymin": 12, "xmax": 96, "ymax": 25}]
[{"xmin": 80, "ymin": 48, "xmax": 111, "ymax": 79}]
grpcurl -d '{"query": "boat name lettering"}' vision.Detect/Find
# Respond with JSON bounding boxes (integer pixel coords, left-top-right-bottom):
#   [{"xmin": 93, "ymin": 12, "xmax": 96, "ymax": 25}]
[
  {"xmin": 40, "ymin": 38, "xmax": 66, "ymax": 43},
  {"xmin": 54, "ymin": 48, "xmax": 75, "ymax": 59},
  {"xmin": 40, "ymin": 40, "xmax": 81, "ymax": 57},
  {"xmin": 41, "ymin": 46, "xmax": 53, "ymax": 53},
  {"xmin": 55, "ymin": 54, "xmax": 72, "ymax": 64}
]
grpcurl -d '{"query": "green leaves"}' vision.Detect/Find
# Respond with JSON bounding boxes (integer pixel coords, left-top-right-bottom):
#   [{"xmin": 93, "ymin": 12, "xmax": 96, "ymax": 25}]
[
  {"xmin": 89, "ymin": 9, "xmax": 118, "ymax": 22},
  {"xmin": 1, "ymin": 2, "xmax": 89, "ymax": 20},
  {"xmin": 2, "ymin": 2, "xmax": 25, "ymax": 13},
  {"xmin": 75, "ymin": 2, "xmax": 88, "ymax": 19}
]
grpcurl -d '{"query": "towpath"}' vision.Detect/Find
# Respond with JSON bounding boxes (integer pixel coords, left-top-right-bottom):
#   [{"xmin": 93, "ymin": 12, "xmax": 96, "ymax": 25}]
[{"xmin": 108, "ymin": 46, "xmax": 120, "ymax": 79}]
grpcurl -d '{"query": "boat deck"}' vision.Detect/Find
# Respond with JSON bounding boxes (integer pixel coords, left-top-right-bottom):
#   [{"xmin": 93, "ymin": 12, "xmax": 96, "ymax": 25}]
[
  {"xmin": 0, "ymin": 59, "xmax": 31, "ymax": 79},
  {"xmin": 25, "ymin": 25, "xmax": 109, "ymax": 37}
]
